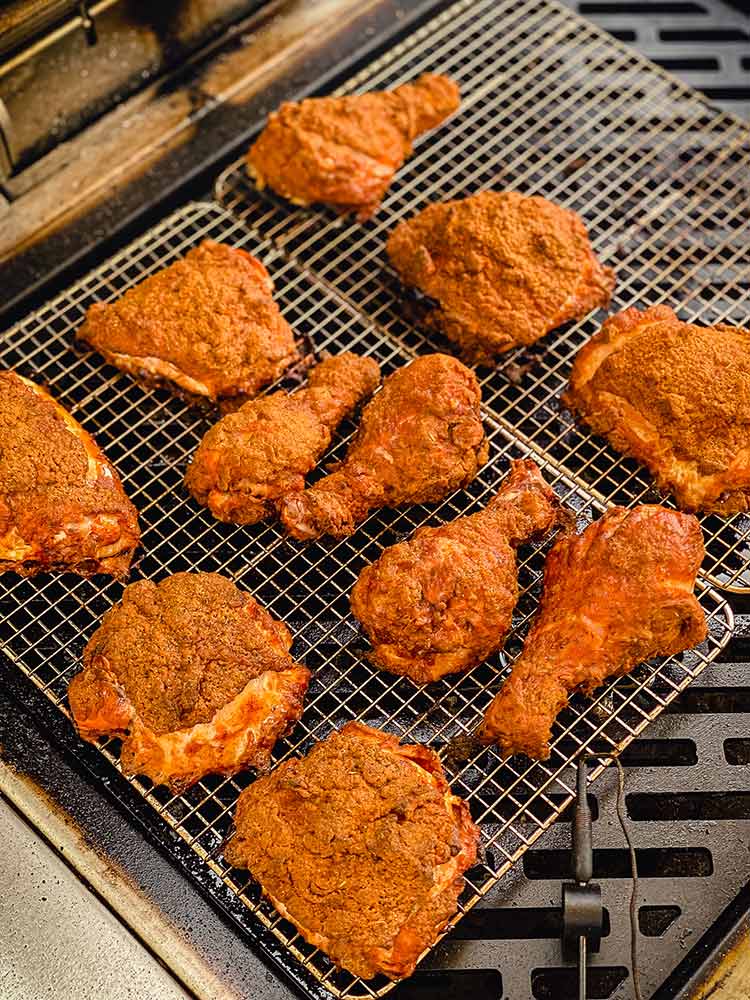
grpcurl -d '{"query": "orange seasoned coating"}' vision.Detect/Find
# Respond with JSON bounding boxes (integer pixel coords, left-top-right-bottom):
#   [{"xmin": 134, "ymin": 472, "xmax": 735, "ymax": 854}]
[
  {"xmin": 185, "ymin": 353, "xmax": 380, "ymax": 524},
  {"xmin": 351, "ymin": 460, "xmax": 559, "ymax": 682},
  {"xmin": 224, "ymin": 721, "xmax": 479, "ymax": 981},
  {"xmin": 0, "ymin": 371, "xmax": 139, "ymax": 577},
  {"xmin": 78, "ymin": 241, "xmax": 298, "ymax": 401},
  {"xmin": 278, "ymin": 353, "xmax": 487, "ymax": 540},
  {"xmin": 68, "ymin": 572, "xmax": 310, "ymax": 791},
  {"xmin": 387, "ymin": 190, "xmax": 615, "ymax": 363},
  {"xmin": 480, "ymin": 505, "xmax": 707, "ymax": 759},
  {"xmin": 565, "ymin": 305, "xmax": 750, "ymax": 515},
  {"xmin": 248, "ymin": 74, "xmax": 460, "ymax": 220}
]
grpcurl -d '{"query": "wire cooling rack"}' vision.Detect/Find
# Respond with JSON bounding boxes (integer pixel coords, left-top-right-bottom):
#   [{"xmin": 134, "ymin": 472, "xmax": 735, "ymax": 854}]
[
  {"xmin": 216, "ymin": 0, "xmax": 750, "ymax": 593},
  {"xmin": 0, "ymin": 202, "xmax": 735, "ymax": 999}
]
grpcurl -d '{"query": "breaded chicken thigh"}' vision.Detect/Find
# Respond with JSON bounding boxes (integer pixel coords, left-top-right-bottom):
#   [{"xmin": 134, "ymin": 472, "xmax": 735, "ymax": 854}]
[
  {"xmin": 78, "ymin": 241, "xmax": 297, "ymax": 401},
  {"xmin": 68, "ymin": 573, "xmax": 310, "ymax": 791},
  {"xmin": 248, "ymin": 74, "xmax": 460, "ymax": 220},
  {"xmin": 0, "ymin": 372, "xmax": 139, "ymax": 577},
  {"xmin": 387, "ymin": 190, "xmax": 614, "ymax": 363},
  {"xmin": 565, "ymin": 305, "xmax": 750, "ymax": 514}
]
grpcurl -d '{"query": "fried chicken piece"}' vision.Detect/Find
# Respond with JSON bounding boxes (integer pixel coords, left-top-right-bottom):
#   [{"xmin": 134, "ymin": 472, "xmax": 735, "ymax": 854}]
[
  {"xmin": 351, "ymin": 460, "xmax": 559, "ymax": 682},
  {"xmin": 278, "ymin": 353, "xmax": 487, "ymax": 540},
  {"xmin": 564, "ymin": 305, "xmax": 750, "ymax": 515},
  {"xmin": 184, "ymin": 353, "xmax": 380, "ymax": 524},
  {"xmin": 247, "ymin": 74, "xmax": 460, "ymax": 220},
  {"xmin": 386, "ymin": 190, "xmax": 615, "ymax": 363},
  {"xmin": 78, "ymin": 241, "xmax": 298, "ymax": 401},
  {"xmin": 0, "ymin": 372, "xmax": 139, "ymax": 577},
  {"xmin": 68, "ymin": 573, "xmax": 310, "ymax": 791},
  {"xmin": 224, "ymin": 721, "xmax": 479, "ymax": 981},
  {"xmin": 480, "ymin": 505, "xmax": 707, "ymax": 759}
]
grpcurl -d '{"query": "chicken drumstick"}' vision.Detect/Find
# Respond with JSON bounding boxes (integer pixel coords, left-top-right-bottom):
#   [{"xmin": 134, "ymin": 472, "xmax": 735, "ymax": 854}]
[
  {"xmin": 185, "ymin": 353, "xmax": 380, "ymax": 524},
  {"xmin": 278, "ymin": 353, "xmax": 487, "ymax": 540},
  {"xmin": 480, "ymin": 504, "xmax": 707, "ymax": 759},
  {"xmin": 248, "ymin": 74, "xmax": 460, "ymax": 220},
  {"xmin": 351, "ymin": 460, "xmax": 559, "ymax": 682}
]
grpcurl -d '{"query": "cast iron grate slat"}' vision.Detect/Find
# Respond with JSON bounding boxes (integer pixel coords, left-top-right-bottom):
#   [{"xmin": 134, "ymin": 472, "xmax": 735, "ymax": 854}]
[
  {"xmin": 216, "ymin": 0, "xmax": 750, "ymax": 593},
  {"xmin": 0, "ymin": 200, "xmax": 734, "ymax": 999}
]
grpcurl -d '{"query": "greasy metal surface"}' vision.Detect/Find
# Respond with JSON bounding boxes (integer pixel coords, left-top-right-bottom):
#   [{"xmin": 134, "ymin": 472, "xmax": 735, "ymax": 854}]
[
  {"xmin": 0, "ymin": 796, "xmax": 193, "ymax": 1000},
  {"xmin": 0, "ymin": 199, "xmax": 734, "ymax": 1000},
  {"xmin": 216, "ymin": 0, "xmax": 750, "ymax": 593}
]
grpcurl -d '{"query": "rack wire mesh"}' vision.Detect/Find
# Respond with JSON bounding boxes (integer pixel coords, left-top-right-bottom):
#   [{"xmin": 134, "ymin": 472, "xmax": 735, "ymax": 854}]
[
  {"xmin": 217, "ymin": 0, "xmax": 750, "ymax": 593},
  {"xmin": 0, "ymin": 201, "xmax": 735, "ymax": 999}
]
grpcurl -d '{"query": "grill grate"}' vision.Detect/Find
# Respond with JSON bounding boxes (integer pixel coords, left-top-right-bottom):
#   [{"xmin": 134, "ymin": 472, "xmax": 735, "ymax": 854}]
[
  {"xmin": 0, "ymin": 200, "xmax": 734, "ymax": 999},
  {"xmin": 216, "ymin": 0, "xmax": 750, "ymax": 593}
]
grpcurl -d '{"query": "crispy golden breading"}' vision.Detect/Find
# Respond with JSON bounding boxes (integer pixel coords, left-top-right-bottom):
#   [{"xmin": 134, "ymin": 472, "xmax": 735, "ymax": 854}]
[
  {"xmin": 480, "ymin": 505, "xmax": 707, "ymax": 759},
  {"xmin": 68, "ymin": 573, "xmax": 310, "ymax": 791},
  {"xmin": 224, "ymin": 722, "xmax": 479, "ymax": 980},
  {"xmin": 387, "ymin": 190, "xmax": 614, "ymax": 363},
  {"xmin": 351, "ymin": 460, "xmax": 559, "ymax": 682},
  {"xmin": 248, "ymin": 74, "xmax": 460, "ymax": 219},
  {"xmin": 185, "ymin": 354, "xmax": 380, "ymax": 524},
  {"xmin": 278, "ymin": 353, "xmax": 487, "ymax": 540},
  {"xmin": 0, "ymin": 372, "xmax": 139, "ymax": 577},
  {"xmin": 78, "ymin": 241, "xmax": 298, "ymax": 401},
  {"xmin": 565, "ymin": 305, "xmax": 750, "ymax": 514}
]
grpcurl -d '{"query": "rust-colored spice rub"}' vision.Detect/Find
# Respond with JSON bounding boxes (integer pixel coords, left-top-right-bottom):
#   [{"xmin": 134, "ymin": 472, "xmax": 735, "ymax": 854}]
[
  {"xmin": 224, "ymin": 721, "xmax": 479, "ymax": 981},
  {"xmin": 0, "ymin": 371, "xmax": 139, "ymax": 577},
  {"xmin": 351, "ymin": 460, "xmax": 559, "ymax": 683},
  {"xmin": 565, "ymin": 304, "xmax": 750, "ymax": 515},
  {"xmin": 68, "ymin": 573, "xmax": 310, "ymax": 791},
  {"xmin": 480, "ymin": 505, "xmax": 707, "ymax": 760},
  {"xmin": 278, "ymin": 353, "xmax": 487, "ymax": 540},
  {"xmin": 247, "ymin": 74, "xmax": 460, "ymax": 220},
  {"xmin": 78, "ymin": 241, "xmax": 298, "ymax": 401},
  {"xmin": 386, "ymin": 190, "xmax": 615, "ymax": 363},
  {"xmin": 185, "ymin": 353, "xmax": 380, "ymax": 524}
]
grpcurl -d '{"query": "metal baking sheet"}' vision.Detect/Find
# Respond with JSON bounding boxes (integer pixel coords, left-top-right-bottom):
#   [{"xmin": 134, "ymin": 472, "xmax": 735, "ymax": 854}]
[{"xmin": 0, "ymin": 200, "xmax": 734, "ymax": 999}]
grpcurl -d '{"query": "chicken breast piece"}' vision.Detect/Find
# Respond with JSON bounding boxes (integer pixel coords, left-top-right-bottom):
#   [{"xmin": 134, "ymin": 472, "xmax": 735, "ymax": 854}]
[
  {"xmin": 480, "ymin": 505, "xmax": 707, "ymax": 759},
  {"xmin": 386, "ymin": 190, "xmax": 615, "ymax": 363},
  {"xmin": 78, "ymin": 241, "xmax": 298, "ymax": 401},
  {"xmin": 351, "ymin": 460, "xmax": 559, "ymax": 682},
  {"xmin": 247, "ymin": 74, "xmax": 460, "ymax": 220},
  {"xmin": 278, "ymin": 353, "xmax": 487, "ymax": 540},
  {"xmin": 224, "ymin": 721, "xmax": 479, "ymax": 981},
  {"xmin": 0, "ymin": 371, "xmax": 139, "ymax": 577},
  {"xmin": 185, "ymin": 353, "xmax": 380, "ymax": 524},
  {"xmin": 564, "ymin": 305, "xmax": 750, "ymax": 515},
  {"xmin": 68, "ymin": 573, "xmax": 310, "ymax": 791}
]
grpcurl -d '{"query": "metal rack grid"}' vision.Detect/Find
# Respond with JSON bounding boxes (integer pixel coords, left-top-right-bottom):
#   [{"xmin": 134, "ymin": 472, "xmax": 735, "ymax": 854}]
[
  {"xmin": 216, "ymin": 0, "xmax": 750, "ymax": 592},
  {"xmin": 0, "ymin": 202, "xmax": 735, "ymax": 999}
]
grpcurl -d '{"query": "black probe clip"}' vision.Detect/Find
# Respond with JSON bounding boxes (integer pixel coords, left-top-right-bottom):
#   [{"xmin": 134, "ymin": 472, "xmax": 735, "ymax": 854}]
[{"xmin": 562, "ymin": 757, "xmax": 603, "ymax": 1000}]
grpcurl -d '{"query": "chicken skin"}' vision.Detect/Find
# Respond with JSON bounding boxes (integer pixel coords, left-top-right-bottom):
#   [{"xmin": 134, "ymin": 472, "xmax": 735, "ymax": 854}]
[
  {"xmin": 565, "ymin": 305, "xmax": 750, "ymax": 515},
  {"xmin": 247, "ymin": 74, "xmax": 460, "ymax": 220},
  {"xmin": 278, "ymin": 353, "xmax": 487, "ymax": 540},
  {"xmin": 0, "ymin": 372, "xmax": 139, "ymax": 577},
  {"xmin": 68, "ymin": 573, "xmax": 310, "ymax": 792},
  {"xmin": 78, "ymin": 241, "xmax": 298, "ymax": 401},
  {"xmin": 351, "ymin": 460, "xmax": 559, "ymax": 683},
  {"xmin": 480, "ymin": 505, "xmax": 707, "ymax": 759},
  {"xmin": 386, "ymin": 190, "xmax": 615, "ymax": 363},
  {"xmin": 184, "ymin": 353, "xmax": 380, "ymax": 524},
  {"xmin": 224, "ymin": 722, "xmax": 479, "ymax": 981}
]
